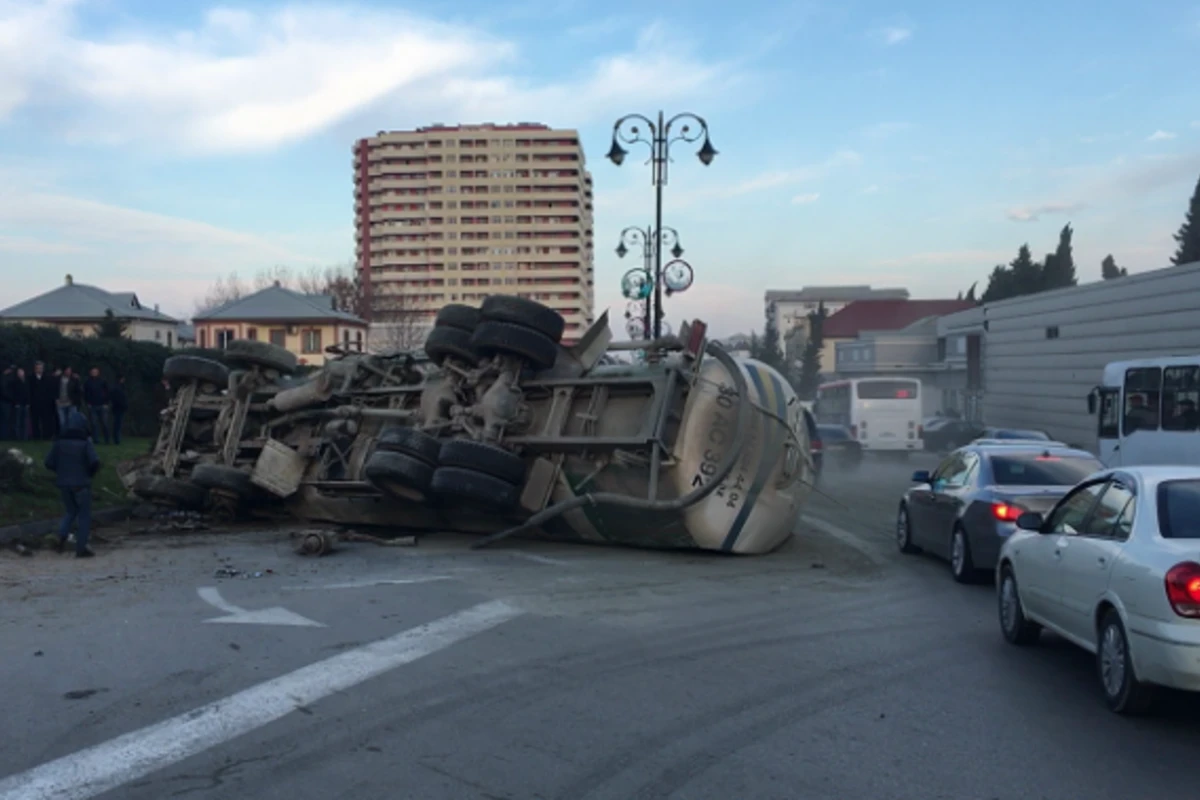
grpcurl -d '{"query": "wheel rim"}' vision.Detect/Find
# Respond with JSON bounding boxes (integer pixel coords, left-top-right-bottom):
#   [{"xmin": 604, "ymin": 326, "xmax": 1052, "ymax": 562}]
[
  {"xmin": 1000, "ymin": 575, "xmax": 1018, "ymax": 633},
  {"xmin": 951, "ymin": 531, "xmax": 965, "ymax": 574},
  {"xmin": 1100, "ymin": 623, "xmax": 1127, "ymax": 698},
  {"xmin": 896, "ymin": 509, "xmax": 908, "ymax": 546}
]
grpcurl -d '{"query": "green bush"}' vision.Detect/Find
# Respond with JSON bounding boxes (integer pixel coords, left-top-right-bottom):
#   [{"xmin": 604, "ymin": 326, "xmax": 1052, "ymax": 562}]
[{"xmin": 0, "ymin": 325, "xmax": 223, "ymax": 437}]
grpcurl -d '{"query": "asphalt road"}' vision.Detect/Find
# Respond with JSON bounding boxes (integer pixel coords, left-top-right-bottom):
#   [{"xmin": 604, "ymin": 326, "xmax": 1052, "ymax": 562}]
[{"xmin": 2, "ymin": 453, "xmax": 1198, "ymax": 800}]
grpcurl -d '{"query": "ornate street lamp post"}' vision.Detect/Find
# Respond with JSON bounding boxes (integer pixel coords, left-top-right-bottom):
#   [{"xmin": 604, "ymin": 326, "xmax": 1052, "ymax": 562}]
[
  {"xmin": 616, "ymin": 225, "xmax": 683, "ymax": 339},
  {"xmin": 607, "ymin": 111, "xmax": 716, "ymax": 339}
]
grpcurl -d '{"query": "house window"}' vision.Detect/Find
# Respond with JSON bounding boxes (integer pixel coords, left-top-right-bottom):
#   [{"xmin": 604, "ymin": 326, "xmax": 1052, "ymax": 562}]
[
  {"xmin": 154, "ymin": 329, "xmax": 162, "ymax": 340},
  {"xmin": 269, "ymin": 329, "xmax": 286, "ymax": 347},
  {"xmin": 199, "ymin": 329, "xmax": 207, "ymax": 348},
  {"xmin": 216, "ymin": 329, "xmax": 236, "ymax": 349},
  {"xmin": 70, "ymin": 328, "xmax": 84, "ymax": 338},
  {"xmin": 356, "ymin": 331, "xmax": 364, "ymax": 351},
  {"xmin": 167, "ymin": 332, "xmax": 173, "ymax": 348},
  {"xmin": 301, "ymin": 329, "xmax": 322, "ymax": 354},
  {"xmin": 246, "ymin": 327, "xmax": 258, "ymax": 341}
]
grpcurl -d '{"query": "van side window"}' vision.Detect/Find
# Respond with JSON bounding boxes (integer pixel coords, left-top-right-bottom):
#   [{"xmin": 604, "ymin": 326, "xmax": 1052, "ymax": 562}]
[
  {"xmin": 1123, "ymin": 367, "xmax": 1161, "ymax": 434},
  {"xmin": 1161, "ymin": 365, "xmax": 1200, "ymax": 432},
  {"xmin": 1097, "ymin": 388, "xmax": 1120, "ymax": 438}
]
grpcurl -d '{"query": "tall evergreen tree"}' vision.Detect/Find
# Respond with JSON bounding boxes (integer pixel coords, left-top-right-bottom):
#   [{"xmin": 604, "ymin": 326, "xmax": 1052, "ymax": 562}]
[
  {"xmin": 1042, "ymin": 223, "xmax": 1077, "ymax": 289},
  {"xmin": 964, "ymin": 282, "xmax": 977, "ymax": 303},
  {"xmin": 1172, "ymin": 173, "xmax": 1200, "ymax": 266},
  {"xmin": 94, "ymin": 309, "xmax": 128, "ymax": 339},
  {"xmin": 797, "ymin": 302, "xmax": 826, "ymax": 400},
  {"xmin": 1101, "ymin": 254, "xmax": 1127, "ymax": 280},
  {"xmin": 759, "ymin": 303, "xmax": 786, "ymax": 373}
]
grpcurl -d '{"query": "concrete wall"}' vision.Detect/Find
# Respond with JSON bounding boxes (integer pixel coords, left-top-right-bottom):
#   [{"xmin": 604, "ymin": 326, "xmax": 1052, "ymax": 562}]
[{"xmin": 936, "ymin": 261, "xmax": 1200, "ymax": 451}]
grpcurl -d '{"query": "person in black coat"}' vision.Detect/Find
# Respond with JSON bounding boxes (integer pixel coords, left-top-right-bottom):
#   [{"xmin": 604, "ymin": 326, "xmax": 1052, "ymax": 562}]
[
  {"xmin": 43, "ymin": 409, "xmax": 100, "ymax": 558},
  {"xmin": 82, "ymin": 367, "xmax": 110, "ymax": 444},
  {"xmin": 28, "ymin": 362, "xmax": 57, "ymax": 439},
  {"xmin": 0, "ymin": 364, "xmax": 15, "ymax": 440},
  {"xmin": 9, "ymin": 367, "xmax": 29, "ymax": 440},
  {"xmin": 109, "ymin": 374, "xmax": 129, "ymax": 445}
]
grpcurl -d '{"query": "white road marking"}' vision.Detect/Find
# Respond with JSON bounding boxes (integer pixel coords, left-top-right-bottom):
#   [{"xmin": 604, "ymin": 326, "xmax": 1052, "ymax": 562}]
[
  {"xmin": 196, "ymin": 587, "xmax": 325, "ymax": 627},
  {"xmin": 0, "ymin": 600, "xmax": 522, "ymax": 800},
  {"xmin": 509, "ymin": 553, "xmax": 574, "ymax": 566},
  {"xmin": 800, "ymin": 515, "xmax": 887, "ymax": 566},
  {"xmin": 282, "ymin": 577, "xmax": 452, "ymax": 591}
]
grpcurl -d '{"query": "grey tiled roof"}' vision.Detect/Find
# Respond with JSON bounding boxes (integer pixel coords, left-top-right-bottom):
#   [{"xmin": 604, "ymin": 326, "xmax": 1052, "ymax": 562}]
[
  {"xmin": 0, "ymin": 281, "xmax": 179, "ymax": 323},
  {"xmin": 765, "ymin": 286, "xmax": 910, "ymax": 303},
  {"xmin": 194, "ymin": 284, "xmax": 366, "ymax": 324}
]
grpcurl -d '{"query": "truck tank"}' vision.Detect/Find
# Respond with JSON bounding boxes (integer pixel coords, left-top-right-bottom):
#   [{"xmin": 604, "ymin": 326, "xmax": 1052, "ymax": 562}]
[{"xmin": 528, "ymin": 353, "xmax": 814, "ymax": 555}]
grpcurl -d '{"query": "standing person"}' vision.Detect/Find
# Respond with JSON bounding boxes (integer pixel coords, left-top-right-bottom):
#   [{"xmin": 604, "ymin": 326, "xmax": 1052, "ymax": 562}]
[
  {"xmin": 43, "ymin": 409, "xmax": 100, "ymax": 558},
  {"xmin": 55, "ymin": 367, "xmax": 81, "ymax": 431},
  {"xmin": 10, "ymin": 367, "xmax": 29, "ymax": 441},
  {"xmin": 28, "ymin": 362, "xmax": 55, "ymax": 440},
  {"xmin": 83, "ymin": 367, "xmax": 110, "ymax": 444},
  {"xmin": 0, "ymin": 365, "xmax": 14, "ymax": 440},
  {"xmin": 109, "ymin": 374, "xmax": 128, "ymax": 446}
]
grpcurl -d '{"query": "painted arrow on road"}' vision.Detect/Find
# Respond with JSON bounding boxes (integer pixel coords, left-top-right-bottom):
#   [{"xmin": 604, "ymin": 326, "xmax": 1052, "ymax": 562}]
[{"xmin": 197, "ymin": 587, "xmax": 326, "ymax": 627}]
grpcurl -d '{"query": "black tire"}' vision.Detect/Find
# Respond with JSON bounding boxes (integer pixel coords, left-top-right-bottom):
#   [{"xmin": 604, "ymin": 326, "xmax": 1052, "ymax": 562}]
[
  {"xmin": 190, "ymin": 464, "xmax": 256, "ymax": 498},
  {"xmin": 998, "ymin": 566, "xmax": 1042, "ymax": 646},
  {"xmin": 438, "ymin": 440, "xmax": 526, "ymax": 485},
  {"xmin": 480, "ymin": 295, "xmax": 565, "ymax": 343},
  {"xmin": 1097, "ymin": 610, "xmax": 1156, "ymax": 714},
  {"xmin": 430, "ymin": 466, "xmax": 520, "ymax": 511},
  {"xmin": 435, "ymin": 303, "xmax": 481, "ymax": 332},
  {"xmin": 424, "ymin": 326, "xmax": 477, "ymax": 366},
  {"xmin": 376, "ymin": 427, "xmax": 441, "ymax": 465},
  {"xmin": 896, "ymin": 503, "xmax": 920, "ymax": 554},
  {"xmin": 950, "ymin": 525, "xmax": 978, "ymax": 584},
  {"xmin": 470, "ymin": 321, "xmax": 558, "ymax": 372},
  {"xmin": 132, "ymin": 474, "xmax": 207, "ymax": 509},
  {"xmin": 164, "ymin": 355, "xmax": 229, "ymax": 387},
  {"xmin": 363, "ymin": 450, "xmax": 434, "ymax": 493},
  {"xmin": 224, "ymin": 339, "xmax": 298, "ymax": 374}
]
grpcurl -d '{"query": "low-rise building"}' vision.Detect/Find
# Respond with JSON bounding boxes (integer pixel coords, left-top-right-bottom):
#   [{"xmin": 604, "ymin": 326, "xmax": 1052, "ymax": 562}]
[
  {"xmin": 193, "ymin": 282, "xmax": 369, "ymax": 366},
  {"xmin": 764, "ymin": 285, "xmax": 909, "ymax": 352},
  {"xmin": 822, "ymin": 299, "xmax": 974, "ymax": 383},
  {"xmin": 0, "ymin": 274, "xmax": 182, "ymax": 347}
]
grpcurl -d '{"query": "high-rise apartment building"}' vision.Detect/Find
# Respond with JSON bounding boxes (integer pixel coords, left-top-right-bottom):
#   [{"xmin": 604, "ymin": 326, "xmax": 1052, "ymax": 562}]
[{"xmin": 353, "ymin": 123, "xmax": 595, "ymax": 347}]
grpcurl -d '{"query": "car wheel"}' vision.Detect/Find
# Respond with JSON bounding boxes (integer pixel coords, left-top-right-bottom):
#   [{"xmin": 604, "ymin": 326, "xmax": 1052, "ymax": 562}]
[
  {"xmin": 424, "ymin": 326, "xmax": 478, "ymax": 366},
  {"xmin": 163, "ymin": 355, "xmax": 230, "ymax": 388},
  {"xmin": 896, "ymin": 504, "xmax": 920, "ymax": 554},
  {"xmin": 950, "ymin": 525, "xmax": 977, "ymax": 583},
  {"xmin": 435, "ymin": 303, "xmax": 482, "ymax": 333},
  {"xmin": 189, "ymin": 464, "xmax": 256, "ymax": 499},
  {"xmin": 364, "ymin": 450, "xmax": 435, "ymax": 495},
  {"xmin": 375, "ymin": 426, "xmax": 441, "ymax": 465},
  {"xmin": 998, "ymin": 566, "xmax": 1041, "ymax": 645},
  {"xmin": 1097, "ymin": 610, "xmax": 1156, "ymax": 714},
  {"xmin": 430, "ymin": 466, "xmax": 521, "ymax": 511},
  {"xmin": 132, "ymin": 474, "xmax": 208, "ymax": 510},
  {"xmin": 470, "ymin": 321, "xmax": 558, "ymax": 372},
  {"xmin": 479, "ymin": 294, "xmax": 565, "ymax": 343},
  {"xmin": 224, "ymin": 339, "xmax": 298, "ymax": 374},
  {"xmin": 437, "ymin": 439, "xmax": 527, "ymax": 484}
]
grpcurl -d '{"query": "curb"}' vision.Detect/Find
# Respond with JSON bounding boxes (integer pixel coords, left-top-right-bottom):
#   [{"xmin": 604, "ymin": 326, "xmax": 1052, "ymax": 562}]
[{"xmin": 0, "ymin": 506, "xmax": 132, "ymax": 546}]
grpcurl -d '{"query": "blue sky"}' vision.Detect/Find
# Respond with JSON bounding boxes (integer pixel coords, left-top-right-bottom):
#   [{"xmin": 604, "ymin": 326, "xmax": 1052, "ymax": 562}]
[{"xmin": 1, "ymin": 0, "xmax": 1199, "ymax": 337}]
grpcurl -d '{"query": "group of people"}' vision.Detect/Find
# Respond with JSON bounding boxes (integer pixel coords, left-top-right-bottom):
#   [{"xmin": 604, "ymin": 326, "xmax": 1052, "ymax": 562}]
[{"xmin": 1, "ymin": 363, "xmax": 136, "ymax": 444}]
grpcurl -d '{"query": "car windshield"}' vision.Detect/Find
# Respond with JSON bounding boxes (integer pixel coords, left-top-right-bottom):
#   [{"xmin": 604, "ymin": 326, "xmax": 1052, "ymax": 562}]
[
  {"xmin": 1157, "ymin": 480, "xmax": 1200, "ymax": 538},
  {"xmin": 818, "ymin": 425, "xmax": 850, "ymax": 441},
  {"xmin": 989, "ymin": 429, "xmax": 1050, "ymax": 440},
  {"xmin": 989, "ymin": 454, "xmax": 1101, "ymax": 486}
]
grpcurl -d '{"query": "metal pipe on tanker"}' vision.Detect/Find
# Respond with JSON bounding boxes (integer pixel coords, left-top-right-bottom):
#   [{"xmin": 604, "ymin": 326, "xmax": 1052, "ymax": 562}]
[{"xmin": 470, "ymin": 340, "xmax": 753, "ymax": 549}]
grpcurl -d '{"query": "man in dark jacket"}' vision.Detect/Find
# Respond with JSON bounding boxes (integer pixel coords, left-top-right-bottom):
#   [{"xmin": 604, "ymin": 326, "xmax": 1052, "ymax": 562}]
[
  {"xmin": 43, "ymin": 409, "xmax": 100, "ymax": 558},
  {"xmin": 29, "ymin": 362, "xmax": 57, "ymax": 439},
  {"xmin": 10, "ymin": 367, "xmax": 29, "ymax": 440},
  {"xmin": 82, "ymin": 367, "xmax": 110, "ymax": 444},
  {"xmin": 0, "ymin": 364, "xmax": 15, "ymax": 440},
  {"xmin": 55, "ymin": 367, "xmax": 82, "ymax": 431},
  {"xmin": 109, "ymin": 374, "xmax": 129, "ymax": 445}
]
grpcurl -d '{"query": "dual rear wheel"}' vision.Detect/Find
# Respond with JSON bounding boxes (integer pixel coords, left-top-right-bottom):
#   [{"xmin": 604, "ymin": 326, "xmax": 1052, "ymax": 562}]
[{"xmin": 423, "ymin": 295, "xmax": 565, "ymax": 372}]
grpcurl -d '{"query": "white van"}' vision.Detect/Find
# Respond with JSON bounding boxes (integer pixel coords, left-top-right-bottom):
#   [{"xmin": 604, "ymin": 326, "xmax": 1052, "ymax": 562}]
[{"xmin": 1088, "ymin": 356, "xmax": 1200, "ymax": 467}]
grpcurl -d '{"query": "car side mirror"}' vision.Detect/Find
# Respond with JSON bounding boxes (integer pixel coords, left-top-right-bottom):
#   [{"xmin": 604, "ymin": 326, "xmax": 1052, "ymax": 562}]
[
  {"xmin": 1015, "ymin": 511, "xmax": 1044, "ymax": 532},
  {"xmin": 1086, "ymin": 393, "xmax": 1097, "ymax": 414},
  {"xmin": 911, "ymin": 470, "xmax": 931, "ymax": 484}
]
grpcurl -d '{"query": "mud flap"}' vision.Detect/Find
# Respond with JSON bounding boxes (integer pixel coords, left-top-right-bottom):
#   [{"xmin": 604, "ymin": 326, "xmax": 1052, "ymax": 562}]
[{"xmin": 251, "ymin": 438, "xmax": 307, "ymax": 498}]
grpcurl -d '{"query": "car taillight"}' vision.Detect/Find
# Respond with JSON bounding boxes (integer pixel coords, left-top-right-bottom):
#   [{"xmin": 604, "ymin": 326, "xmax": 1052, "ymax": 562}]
[
  {"xmin": 811, "ymin": 439, "xmax": 823, "ymax": 451},
  {"xmin": 992, "ymin": 502, "xmax": 1024, "ymax": 522},
  {"xmin": 1165, "ymin": 562, "xmax": 1200, "ymax": 618}
]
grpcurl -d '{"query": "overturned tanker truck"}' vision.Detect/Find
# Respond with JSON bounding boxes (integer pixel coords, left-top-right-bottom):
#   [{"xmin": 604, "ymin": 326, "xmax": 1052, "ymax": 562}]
[{"xmin": 125, "ymin": 295, "xmax": 814, "ymax": 554}]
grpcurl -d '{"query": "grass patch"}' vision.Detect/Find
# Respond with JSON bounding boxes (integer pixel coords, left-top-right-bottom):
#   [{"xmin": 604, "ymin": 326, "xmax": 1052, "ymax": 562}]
[{"xmin": 0, "ymin": 437, "xmax": 151, "ymax": 527}]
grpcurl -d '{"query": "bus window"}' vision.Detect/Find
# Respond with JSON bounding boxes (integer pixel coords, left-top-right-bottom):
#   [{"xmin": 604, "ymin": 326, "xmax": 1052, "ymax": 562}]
[
  {"xmin": 1097, "ymin": 388, "xmax": 1120, "ymax": 439},
  {"xmin": 1123, "ymin": 367, "xmax": 1161, "ymax": 433},
  {"xmin": 1162, "ymin": 365, "xmax": 1200, "ymax": 432},
  {"xmin": 856, "ymin": 380, "xmax": 920, "ymax": 400}
]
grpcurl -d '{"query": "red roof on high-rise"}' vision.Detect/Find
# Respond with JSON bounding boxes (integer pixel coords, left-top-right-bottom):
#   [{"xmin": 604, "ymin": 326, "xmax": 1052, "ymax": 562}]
[{"xmin": 822, "ymin": 299, "xmax": 975, "ymax": 339}]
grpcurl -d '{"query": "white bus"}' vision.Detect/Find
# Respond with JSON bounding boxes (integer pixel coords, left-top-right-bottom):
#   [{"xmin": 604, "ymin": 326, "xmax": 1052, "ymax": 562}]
[
  {"xmin": 1088, "ymin": 355, "xmax": 1200, "ymax": 467},
  {"xmin": 815, "ymin": 377, "xmax": 924, "ymax": 453}
]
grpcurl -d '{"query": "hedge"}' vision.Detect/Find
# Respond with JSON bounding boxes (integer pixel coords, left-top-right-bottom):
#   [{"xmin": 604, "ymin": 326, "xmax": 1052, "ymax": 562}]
[{"xmin": 0, "ymin": 324, "xmax": 228, "ymax": 437}]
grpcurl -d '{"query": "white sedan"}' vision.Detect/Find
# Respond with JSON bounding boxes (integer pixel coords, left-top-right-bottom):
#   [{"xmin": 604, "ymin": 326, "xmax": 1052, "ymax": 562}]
[{"xmin": 995, "ymin": 466, "xmax": 1200, "ymax": 714}]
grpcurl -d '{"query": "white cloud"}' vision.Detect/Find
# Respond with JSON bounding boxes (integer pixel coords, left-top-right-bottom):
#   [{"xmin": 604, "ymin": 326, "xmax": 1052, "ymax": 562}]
[
  {"xmin": 874, "ymin": 26, "xmax": 912, "ymax": 45},
  {"xmin": 1006, "ymin": 202, "xmax": 1087, "ymax": 222},
  {"xmin": 1147, "ymin": 130, "xmax": 1177, "ymax": 142},
  {"xmin": 0, "ymin": 2, "xmax": 749, "ymax": 155},
  {"xmin": 791, "ymin": 192, "xmax": 820, "ymax": 205},
  {"xmin": 1191, "ymin": 121, "xmax": 1200, "ymax": 129},
  {"xmin": 873, "ymin": 249, "xmax": 1008, "ymax": 269},
  {"xmin": 862, "ymin": 184, "xmax": 880, "ymax": 194},
  {"xmin": 0, "ymin": 233, "xmax": 87, "ymax": 255}
]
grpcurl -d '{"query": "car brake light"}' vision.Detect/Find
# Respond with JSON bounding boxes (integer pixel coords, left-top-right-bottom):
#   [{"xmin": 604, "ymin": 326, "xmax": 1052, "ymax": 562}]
[
  {"xmin": 811, "ymin": 439, "xmax": 823, "ymax": 451},
  {"xmin": 1165, "ymin": 562, "xmax": 1200, "ymax": 618},
  {"xmin": 992, "ymin": 502, "xmax": 1023, "ymax": 522}
]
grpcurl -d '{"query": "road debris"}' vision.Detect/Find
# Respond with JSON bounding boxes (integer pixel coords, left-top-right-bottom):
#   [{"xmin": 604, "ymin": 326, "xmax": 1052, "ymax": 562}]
[{"xmin": 295, "ymin": 530, "xmax": 338, "ymax": 557}]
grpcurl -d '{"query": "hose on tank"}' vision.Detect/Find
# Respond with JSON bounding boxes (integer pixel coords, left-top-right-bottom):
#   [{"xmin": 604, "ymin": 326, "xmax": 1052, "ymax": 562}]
[{"xmin": 470, "ymin": 341, "xmax": 754, "ymax": 550}]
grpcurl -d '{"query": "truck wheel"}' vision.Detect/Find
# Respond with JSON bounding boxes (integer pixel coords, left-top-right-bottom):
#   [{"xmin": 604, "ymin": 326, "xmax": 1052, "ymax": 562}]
[
  {"xmin": 376, "ymin": 427, "xmax": 441, "ymax": 464},
  {"xmin": 132, "ymin": 474, "xmax": 208, "ymax": 509},
  {"xmin": 438, "ymin": 439, "xmax": 527, "ymax": 485},
  {"xmin": 364, "ymin": 450, "xmax": 435, "ymax": 493},
  {"xmin": 435, "ymin": 303, "xmax": 481, "ymax": 332},
  {"xmin": 480, "ymin": 295, "xmax": 565, "ymax": 343},
  {"xmin": 470, "ymin": 321, "xmax": 558, "ymax": 372},
  {"xmin": 189, "ymin": 464, "xmax": 256, "ymax": 499},
  {"xmin": 163, "ymin": 355, "xmax": 229, "ymax": 387},
  {"xmin": 224, "ymin": 339, "xmax": 298, "ymax": 374},
  {"xmin": 430, "ymin": 466, "xmax": 520, "ymax": 511},
  {"xmin": 424, "ymin": 326, "xmax": 477, "ymax": 366}
]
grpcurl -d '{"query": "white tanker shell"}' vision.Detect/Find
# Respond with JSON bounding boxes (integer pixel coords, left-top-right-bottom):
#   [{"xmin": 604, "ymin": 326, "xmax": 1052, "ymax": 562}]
[{"xmin": 671, "ymin": 355, "xmax": 814, "ymax": 554}]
